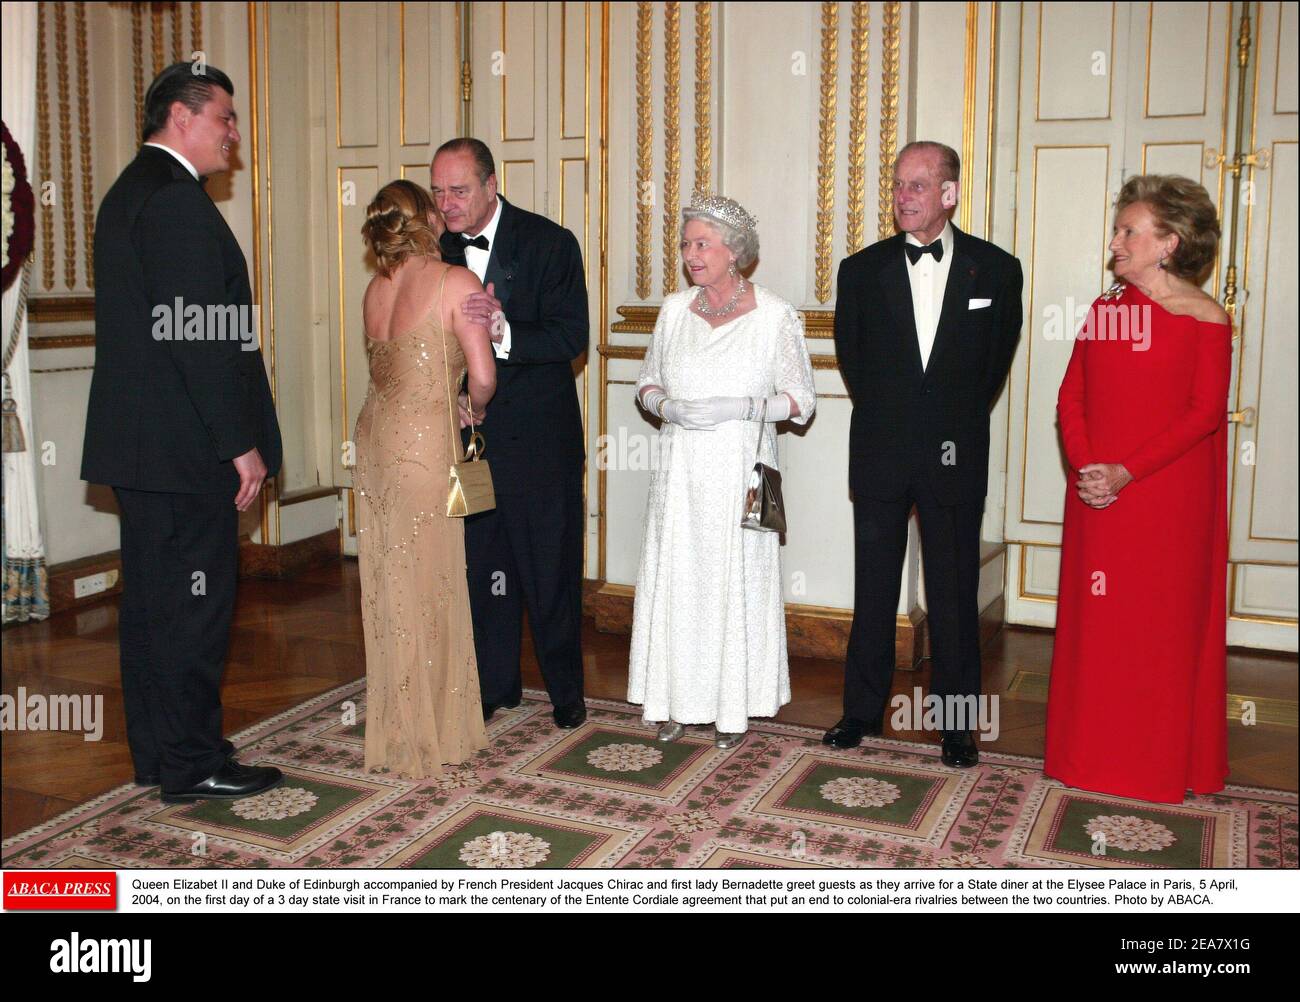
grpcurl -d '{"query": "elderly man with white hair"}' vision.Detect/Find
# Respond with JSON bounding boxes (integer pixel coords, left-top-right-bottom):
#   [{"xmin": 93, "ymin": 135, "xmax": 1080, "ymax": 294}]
[{"xmin": 629, "ymin": 193, "xmax": 817, "ymax": 750}]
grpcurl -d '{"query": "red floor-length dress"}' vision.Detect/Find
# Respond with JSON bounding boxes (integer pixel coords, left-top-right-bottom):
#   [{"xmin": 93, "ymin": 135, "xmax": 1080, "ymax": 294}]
[{"xmin": 1044, "ymin": 282, "xmax": 1231, "ymax": 804}]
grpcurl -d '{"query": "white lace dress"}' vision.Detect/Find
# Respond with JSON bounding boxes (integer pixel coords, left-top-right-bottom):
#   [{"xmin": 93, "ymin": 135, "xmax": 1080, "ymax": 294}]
[{"xmin": 628, "ymin": 283, "xmax": 817, "ymax": 733}]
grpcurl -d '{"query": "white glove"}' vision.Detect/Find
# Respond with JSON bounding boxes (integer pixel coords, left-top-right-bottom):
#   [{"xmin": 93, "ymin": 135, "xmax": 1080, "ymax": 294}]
[
  {"xmin": 661, "ymin": 399, "xmax": 717, "ymax": 430},
  {"xmin": 640, "ymin": 389, "xmax": 793, "ymax": 429},
  {"xmin": 692, "ymin": 394, "xmax": 794, "ymax": 425},
  {"xmin": 640, "ymin": 387, "xmax": 711, "ymax": 430},
  {"xmin": 639, "ymin": 387, "xmax": 668, "ymax": 418}
]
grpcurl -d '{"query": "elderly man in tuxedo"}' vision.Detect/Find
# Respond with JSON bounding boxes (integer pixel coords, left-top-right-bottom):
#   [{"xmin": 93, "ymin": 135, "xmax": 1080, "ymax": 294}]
[
  {"xmin": 826, "ymin": 141, "xmax": 1022, "ymax": 767},
  {"xmin": 82, "ymin": 62, "xmax": 283, "ymax": 801},
  {"xmin": 431, "ymin": 138, "xmax": 589, "ymax": 730}
]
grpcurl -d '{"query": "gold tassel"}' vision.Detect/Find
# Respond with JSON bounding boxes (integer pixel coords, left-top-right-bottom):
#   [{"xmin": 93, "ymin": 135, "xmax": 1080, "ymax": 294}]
[
  {"xmin": 1, "ymin": 379, "xmax": 25, "ymax": 453},
  {"xmin": 3, "ymin": 262, "xmax": 32, "ymax": 453}
]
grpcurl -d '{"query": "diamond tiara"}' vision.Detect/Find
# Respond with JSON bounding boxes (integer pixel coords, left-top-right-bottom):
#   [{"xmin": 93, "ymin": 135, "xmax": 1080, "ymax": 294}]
[{"xmin": 683, "ymin": 192, "xmax": 758, "ymax": 236}]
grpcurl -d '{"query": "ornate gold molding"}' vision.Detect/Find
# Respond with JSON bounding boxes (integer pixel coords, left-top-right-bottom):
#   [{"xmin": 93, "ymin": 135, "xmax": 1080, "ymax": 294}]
[
  {"xmin": 611, "ymin": 304, "xmax": 837, "ymax": 340},
  {"xmin": 171, "ymin": 0, "xmax": 183, "ymax": 61},
  {"xmin": 635, "ymin": 1, "xmax": 653, "ymax": 299},
  {"xmin": 37, "ymin": 3, "xmax": 54, "ymax": 291},
  {"xmin": 878, "ymin": 0, "xmax": 901, "ymax": 242},
  {"xmin": 278, "ymin": 486, "xmax": 340, "ymax": 507},
  {"xmin": 662, "ymin": 2, "xmax": 681, "ymax": 295},
  {"xmin": 151, "ymin": 2, "xmax": 164, "ymax": 75},
  {"xmin": 815, "ymin": 2, "xmax": 837, "ymax": 304},
  {"xmin": 693, "ymin": 1, "xmax": 711, "ymax": 194},
  {"xmin": 846, "ymin": 1, "xmax": 869, "ymax": 253},
  {"xmin": 597, "ymin": 344, "xmax": 647, "ymax": 361},
  {"xmin": 248, "ymin": 1, "xmax": 273, "ymax": 546},
  {"xmin": 960, "ymin": 1, "xmax": 978, "ymax": 233},
  {"xmin": 190, "ymin": 1, "xmax": 202, "ymax": 54},
  {"xmin": 599, "ymin": 0, "xmax": 611, "ymax": 581},
  {"xmin": 28, "ymin": 296, "xmax": 95, "ymax": 325},
  {"xmin": 610, "ymin": 304, "xmax": 658, "ymax": 335},
  {"xmin": 54, "ymin": 3, "xmax": 75, "ymax": 289},
  {"xmin": 984, "ymin": 1, "xmax": 998, "ymax": 240},
  {"xmin": 29, "ymin": 332, "xmax": 96, "ymax": 350},
  {"xmin": 76, "ymin": 2, "xmax": 94, "ymax": 288},
  {"xmin": 132, "ymin": 3, "xmax": 144, "ymax": 143},
  {"xmin": 802, "ymin": 309, "xmax": 835, "ymax": 339}
]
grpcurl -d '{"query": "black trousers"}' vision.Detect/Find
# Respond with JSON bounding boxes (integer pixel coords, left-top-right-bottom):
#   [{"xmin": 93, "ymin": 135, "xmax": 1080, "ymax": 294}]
[
  {"xmin": 843, "ymin": 478, "xmax": 985, "ymax": 726},
  {"xmin": 464, "ymin": 474, "xmax": 584, "ymax": 708},
  {"xmin": 113, "ymin": 488, "xmax": 237, "ymax": 788}
]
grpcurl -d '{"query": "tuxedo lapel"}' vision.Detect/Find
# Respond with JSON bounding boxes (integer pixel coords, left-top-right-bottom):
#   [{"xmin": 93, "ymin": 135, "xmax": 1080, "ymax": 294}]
[
  {"xmin": 484, "ymin": 197, "xmax": 517, "ymax": 308},
  {"xmin": 923, "ymin": 227, "xmax": 976, "ymax": 384},
  {"xmin": 879, "ymin": 237, "xmax": 924, "ymax": 380}
]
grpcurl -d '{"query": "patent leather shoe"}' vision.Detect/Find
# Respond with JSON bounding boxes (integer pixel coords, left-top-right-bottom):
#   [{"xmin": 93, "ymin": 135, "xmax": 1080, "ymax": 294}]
[
  {"xmin": 136, "ymin": 739, "xmax": 237, "ymax": 786},
  {"xmin": 160, "ymin": 759, "xmax": 284, "ymax": 803},
  {"xmin": 941, "ymin": 730, "xmax": 979, "ymax": 768},
  {"xmin": 552, "ymin": 700, "xmax": 587, "ymax": 729},
  {"xmin": 821, "ymin": 715, "xmax": 884, "ymax": 749}
]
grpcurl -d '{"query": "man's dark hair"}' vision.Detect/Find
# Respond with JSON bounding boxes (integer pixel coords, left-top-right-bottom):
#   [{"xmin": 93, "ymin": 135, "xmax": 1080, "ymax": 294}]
[
  {"xmin": 142, "ymin": 61, "xmax": 235, "ymax": 142},
  {"xmin": 433, "ymin": 137, "xmax": 496, "ymax": 184}
]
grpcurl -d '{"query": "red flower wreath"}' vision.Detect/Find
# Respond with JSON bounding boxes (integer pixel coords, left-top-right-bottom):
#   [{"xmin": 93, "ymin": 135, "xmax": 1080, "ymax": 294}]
[{"xmin": 2, "ymin": 120, "xmax": 36, "ymax": 291}]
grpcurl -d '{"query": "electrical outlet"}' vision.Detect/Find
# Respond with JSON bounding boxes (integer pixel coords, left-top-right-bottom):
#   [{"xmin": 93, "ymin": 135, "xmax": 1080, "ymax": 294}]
[{"xmin": 73, "ymin": 571, "xmax": 116, "ymax": 599}]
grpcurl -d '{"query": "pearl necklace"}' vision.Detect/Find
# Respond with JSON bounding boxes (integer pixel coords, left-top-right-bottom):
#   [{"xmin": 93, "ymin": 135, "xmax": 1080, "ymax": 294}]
[{"xmin": 694, "ymin": 276, "xmax": 747, "ymax": 318}]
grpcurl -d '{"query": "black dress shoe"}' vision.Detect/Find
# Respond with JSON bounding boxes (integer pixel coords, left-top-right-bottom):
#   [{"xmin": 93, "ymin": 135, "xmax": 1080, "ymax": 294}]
[
  {"xmin": 552, "ymin": 700, "xmax": 587, "ymax": 729},
  {"xmin": 482, "ymin": 697, "xmax": 522, "ymax": 722},
  {"xmin": 822, "ymin": 715, "xmax": 884, "ymax": 749},
  {"xmin": 136, "ymin": 739, "xmax": 239, "ymax": 786},
  {"xmin": 941, "ymin": 730, "xmax": 979, "ymax": 768},
  {"xmin": 160, "ymin": 760, "xmax": 284, "ymax": 803}
]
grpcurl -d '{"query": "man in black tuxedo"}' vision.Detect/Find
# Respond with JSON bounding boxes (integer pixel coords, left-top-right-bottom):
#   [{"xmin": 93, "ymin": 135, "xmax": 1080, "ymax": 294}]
[
  {"xmin": 82, "ymin": 62, "xmax": 283, "ymax": 802},
  {"xmin": 826, "ymin": 141, "xmax": 1022, "ymax": 767},
  {"xmin": 431, "ymin": 138, "xmax": 589, "ymax": 729}
]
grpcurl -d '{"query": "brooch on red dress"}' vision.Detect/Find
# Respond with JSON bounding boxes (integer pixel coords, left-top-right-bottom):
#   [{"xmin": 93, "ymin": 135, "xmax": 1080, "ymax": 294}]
[{"xmin": 1100, "ymin": 282, "xmax": 1126, "ymax": 301}]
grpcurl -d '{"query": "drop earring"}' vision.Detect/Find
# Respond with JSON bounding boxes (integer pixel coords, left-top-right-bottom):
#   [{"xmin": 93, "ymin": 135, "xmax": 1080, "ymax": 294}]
[{"xmin": 728, "ymin": 261, "xmax": 737, "ymax": 277}]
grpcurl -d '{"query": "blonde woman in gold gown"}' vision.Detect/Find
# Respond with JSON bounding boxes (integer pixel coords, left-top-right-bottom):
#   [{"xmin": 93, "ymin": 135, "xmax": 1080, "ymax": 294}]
[{"xmin": 355, "ymin": 179, "xmax": 496, "ymax": 778}]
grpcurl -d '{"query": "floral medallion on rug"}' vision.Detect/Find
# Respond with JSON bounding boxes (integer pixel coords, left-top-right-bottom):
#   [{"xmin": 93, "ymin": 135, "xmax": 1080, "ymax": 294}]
[{"xmin": 3, "ymin": 683, "xmax": 1296, "ymax": 870}]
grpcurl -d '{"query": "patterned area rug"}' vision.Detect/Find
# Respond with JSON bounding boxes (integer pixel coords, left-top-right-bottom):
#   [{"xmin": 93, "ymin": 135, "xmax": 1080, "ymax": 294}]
[{"xmin": 4, "ymin": 682, "xmax": 1296, "ymax": 870}]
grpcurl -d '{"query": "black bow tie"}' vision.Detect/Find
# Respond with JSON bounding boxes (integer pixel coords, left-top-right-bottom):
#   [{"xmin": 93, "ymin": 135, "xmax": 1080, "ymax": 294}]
[
  {"xmin": 460, "ymin": 233, "xmax": 490, "ymax": 251},
  {"xmin": 905, "ymin": 240, "xmax": 943, "ymax": 265}
]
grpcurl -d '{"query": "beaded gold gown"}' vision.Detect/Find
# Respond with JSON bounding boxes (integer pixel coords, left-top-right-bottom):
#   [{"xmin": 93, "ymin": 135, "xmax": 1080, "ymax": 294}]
[{"xmin": 354, "ymin": 271, "xmax": 487, "ymax": 779}]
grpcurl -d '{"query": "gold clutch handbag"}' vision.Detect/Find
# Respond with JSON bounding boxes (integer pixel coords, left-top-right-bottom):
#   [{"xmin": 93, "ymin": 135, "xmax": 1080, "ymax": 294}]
[
  {"xmin": 440, "ymin": 315, "xmax": 496, "ymax": 518},
  {"xmin": 740, "ymin": 398, "xmax": 786, "ymax": 533},
  {"xmin": 447, "ymin": 429, "xmax": 495, "ymax": 517}
]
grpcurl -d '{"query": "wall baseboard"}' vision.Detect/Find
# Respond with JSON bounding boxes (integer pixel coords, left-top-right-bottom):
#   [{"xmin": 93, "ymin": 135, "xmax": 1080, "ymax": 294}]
[
  {"xmin": 239, "ymin": 530, "xmax": 341, "ymax": 580},
  {"xmin": 46, "ymin": 530, "xmax": 343, "ymax": 615},
  {"xmin": 582, "ymin": 581, "xmax": 929, "ymax": 669},
  {"xmin": 48, "ymin": 551, "xmax": 124, "ymax": 615}
]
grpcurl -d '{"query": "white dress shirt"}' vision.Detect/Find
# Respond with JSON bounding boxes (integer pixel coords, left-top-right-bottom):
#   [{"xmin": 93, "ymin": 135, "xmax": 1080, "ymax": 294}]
[
  {"xmin": 462, "ymin": 196, "xmax": 512, "ymax": 359},
  {"xmin": 144, "ymin": 142, "xmax": 199, "ymax": 181},
  {"xmin": 904, "ymin": 220, "xmax": 954, "ymax": 371}
]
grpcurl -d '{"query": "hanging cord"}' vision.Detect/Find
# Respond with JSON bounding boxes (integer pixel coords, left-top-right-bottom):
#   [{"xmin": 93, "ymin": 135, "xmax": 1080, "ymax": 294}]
[{"xmin": 2, "ymin": 259, "xmax": 33, "ymax": 453}]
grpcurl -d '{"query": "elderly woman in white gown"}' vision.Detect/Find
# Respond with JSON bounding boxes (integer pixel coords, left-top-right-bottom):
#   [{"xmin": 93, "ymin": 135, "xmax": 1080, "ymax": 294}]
[{"xmin": 629, "ymin": 193, "xmax": 817, "ymax": 750}]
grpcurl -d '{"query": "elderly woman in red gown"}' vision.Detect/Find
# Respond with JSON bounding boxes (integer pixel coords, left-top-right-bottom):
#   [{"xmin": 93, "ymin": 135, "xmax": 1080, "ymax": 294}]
[{"xmin": 1045, "ymin": 174, "xmax": 1231, "ymax": 804}]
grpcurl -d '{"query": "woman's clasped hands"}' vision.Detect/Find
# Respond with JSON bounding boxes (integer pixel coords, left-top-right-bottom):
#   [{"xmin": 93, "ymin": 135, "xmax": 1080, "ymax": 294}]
[{"xmin": 1075, "ymin": 461, "xmax": 1133, "ymax": 509}]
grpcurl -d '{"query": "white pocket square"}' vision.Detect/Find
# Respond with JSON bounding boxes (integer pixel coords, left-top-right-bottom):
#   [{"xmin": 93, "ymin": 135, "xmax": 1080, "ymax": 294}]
[{"xmin": 968, "ymin": 298, "xmax": 992, "ymax": 310}]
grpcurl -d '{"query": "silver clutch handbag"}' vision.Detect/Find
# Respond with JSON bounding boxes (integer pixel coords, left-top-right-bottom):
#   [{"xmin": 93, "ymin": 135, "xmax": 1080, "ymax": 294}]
[{"xmin": 740, "ymin": 398, "xmax": 786, "ymax": 533}]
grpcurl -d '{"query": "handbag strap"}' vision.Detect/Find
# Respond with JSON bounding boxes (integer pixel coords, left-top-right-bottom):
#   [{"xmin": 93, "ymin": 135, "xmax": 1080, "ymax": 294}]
[
  {"xmin": 752, "ymin": 396, "xmax": 767, "ymax": 463},
  {"xmin": 437, "ymin": 268, "xmax": 471, "ymax": 464}
]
